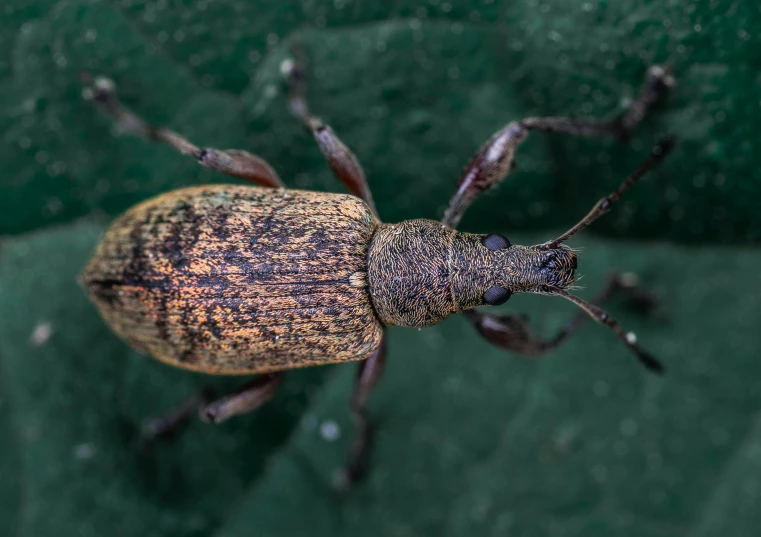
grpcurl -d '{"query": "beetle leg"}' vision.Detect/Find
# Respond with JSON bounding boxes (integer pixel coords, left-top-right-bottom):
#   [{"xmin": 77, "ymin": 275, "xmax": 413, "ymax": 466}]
[
  {"xmin": 140, "ymin": 374, "xmax": 283, "ymax": 442},
  {"xmin": 337, "ymin": 336, "xmax": 387, "ymax": 491},
  {"xmin": 282, "ymin": 56, "xmax": 379, "ymax": 220},
  {"xmin": 141, "ymin": 389, "xmax": 213, "ymax": 443},
  {"xmin": 463, "ymin": 272, "xmax": 658, "ymax": 357},
  {"xmin": 80, "ymin": 73, "xmax": 284, "ymax": 188},
  {"xmin": 442, "ymin": 65, "xmax": 674, "ymax": 228},
  {"xmin": 199, "ymin": 373, "xmax": 283, "ymax": 424},
  {"xmin": 521, "ymin": 65, "xmax": 675, "ymax": 140}
]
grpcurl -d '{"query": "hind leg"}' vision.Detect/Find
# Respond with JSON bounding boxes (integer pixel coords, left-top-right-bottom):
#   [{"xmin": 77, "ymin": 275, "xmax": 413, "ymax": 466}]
[
  {"xmin": 142, "ymin": 373, "xmax": 283, "ymax": 442},
  {"xmin": 82, "ymin": 74, "xmax": 284, "ymax": 188}
]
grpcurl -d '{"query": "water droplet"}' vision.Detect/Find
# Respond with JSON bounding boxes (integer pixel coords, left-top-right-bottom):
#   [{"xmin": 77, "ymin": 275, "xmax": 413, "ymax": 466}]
[
  {"xmin": 74, "ymin": 442, "xmax": 97, "ymax": 460},
  {"xmin": 280, "ymin": 58, "xmax": 295, "ymax": 77},
  {"xmin": 320, "ymin": 420, "xmax": 340, "ymax": 441},
  {"xmin": 30, "ymin": 321, "xmax": 53, "ymax": 346}
]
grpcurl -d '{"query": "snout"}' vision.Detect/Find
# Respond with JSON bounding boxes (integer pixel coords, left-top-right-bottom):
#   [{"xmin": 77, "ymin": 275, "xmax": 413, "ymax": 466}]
[{"xmin": 537, "ymin": 248, "xmax": 577, "ymax": 289}]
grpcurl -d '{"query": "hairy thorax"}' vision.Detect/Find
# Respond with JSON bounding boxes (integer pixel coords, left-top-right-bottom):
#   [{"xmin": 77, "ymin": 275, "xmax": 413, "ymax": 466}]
[
  {"xmin": 367, "ymin": 220, "xmax": 457, "ymax": 327},
  {"xmin": 367, "ymin": 219, "xmax": 577, "ymax": 328}
]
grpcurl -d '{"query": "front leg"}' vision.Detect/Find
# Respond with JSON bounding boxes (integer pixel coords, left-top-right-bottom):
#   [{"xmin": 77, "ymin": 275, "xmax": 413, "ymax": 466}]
[
  {"xmin": 442, "ymin": 65, "xmax": 674, "ymax": 228},
  {"xmin": 464, "ymin": 272, "xmax": 657, "ymax": 358}
]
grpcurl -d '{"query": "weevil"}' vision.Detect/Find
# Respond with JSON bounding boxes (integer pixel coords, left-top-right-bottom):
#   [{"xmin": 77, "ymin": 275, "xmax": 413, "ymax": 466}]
[{"xmin": 80, "ymin": 60, "xmax": 674, "ymax": 486}]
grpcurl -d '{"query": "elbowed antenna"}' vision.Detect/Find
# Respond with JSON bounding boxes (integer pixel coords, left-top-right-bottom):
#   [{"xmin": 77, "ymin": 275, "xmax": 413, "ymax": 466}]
[
  {"xmin": 537, "ymin": 137, "xmax": 677, "ymax": 373},
  {"xmin": 554, "ymin": 288, "xmax": 664, "ymax": 373},
  {"xmin": 543, "ymin": 136, "xmax": 677, "ymax": 249}
]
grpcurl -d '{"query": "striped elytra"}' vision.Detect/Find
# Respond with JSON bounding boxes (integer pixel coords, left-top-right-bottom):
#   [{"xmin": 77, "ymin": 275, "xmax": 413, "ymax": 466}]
[{"xmin": 81, "ymin": 185, "xmax": 384, "ymax": 374}]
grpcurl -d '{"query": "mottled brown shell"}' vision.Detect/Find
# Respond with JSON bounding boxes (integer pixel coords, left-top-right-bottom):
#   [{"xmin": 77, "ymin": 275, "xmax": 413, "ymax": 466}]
[{"xmin": 81, "ymin": 185, "xmax": 383, "ymax": 375}]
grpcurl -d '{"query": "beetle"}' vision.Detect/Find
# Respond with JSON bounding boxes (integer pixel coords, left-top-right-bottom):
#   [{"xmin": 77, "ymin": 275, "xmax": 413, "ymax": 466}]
[{"xmin": 80, "ymin": 60, "xmax": 674, "ymax": 487}]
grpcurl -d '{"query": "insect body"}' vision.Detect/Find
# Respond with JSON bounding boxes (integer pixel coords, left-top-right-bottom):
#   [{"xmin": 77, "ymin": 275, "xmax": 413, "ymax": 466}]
[
  {"xmin": 80, "ymin": 62, "xmax": 674, "ymax": 486},
  {"xmin": 83, "ymin": 184, "xmax": 582, "ymax": 373}
]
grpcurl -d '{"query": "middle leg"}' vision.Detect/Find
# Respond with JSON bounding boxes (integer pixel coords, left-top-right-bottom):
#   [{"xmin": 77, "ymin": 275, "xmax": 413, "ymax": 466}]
[
  {"xmin": 336, "ymin": 335, "xmax": 387, "ymax": 491},
  {"xmin": 283, "ymin": 57, "xmax": 379, "ymax": 219}
]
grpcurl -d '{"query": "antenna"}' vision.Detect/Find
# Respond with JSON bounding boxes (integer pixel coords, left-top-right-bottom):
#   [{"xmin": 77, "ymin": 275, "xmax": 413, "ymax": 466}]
[
  {"xmin": 543, "ymin": 136, "xmax": 676, "ymax": 249},
  {"xmin": 554, "ymin": 288, "xmax": 664, "ymax": 373}
]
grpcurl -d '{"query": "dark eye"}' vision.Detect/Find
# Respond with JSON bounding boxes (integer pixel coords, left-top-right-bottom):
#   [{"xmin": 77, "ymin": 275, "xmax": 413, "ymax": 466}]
[
  {"xmin": 482, "ymin": 234, "xmax": 511, "ymax": 250},
  {"xmin": 483, "ymin": 285, "xmax": 512, "ymax": 305}
]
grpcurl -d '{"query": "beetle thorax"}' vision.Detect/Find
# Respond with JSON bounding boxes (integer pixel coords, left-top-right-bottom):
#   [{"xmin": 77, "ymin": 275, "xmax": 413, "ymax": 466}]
[
  {"xmin": 366, "ymin": 219, "xmax": 578, "ymax": 328},
  {"xmin": 367, "ymin": 220, "xmax": 457, "ymax": 327}
]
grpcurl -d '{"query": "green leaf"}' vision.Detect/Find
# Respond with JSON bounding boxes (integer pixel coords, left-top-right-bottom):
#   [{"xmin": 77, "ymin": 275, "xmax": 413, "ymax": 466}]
[
  {"xmin": 1, "ymin": 0, "xmax": 759, "ymax": 241},
  {"xmin": 2, "ymin": 222, "xmax": 761, "ymax": 536},
  {"xmin": 2, "ymin": 1, "xmax": 761, "ymax": 536},
  {"xmin": 0, "ymin": 368, "xmax": 22, "ymax": 537}
]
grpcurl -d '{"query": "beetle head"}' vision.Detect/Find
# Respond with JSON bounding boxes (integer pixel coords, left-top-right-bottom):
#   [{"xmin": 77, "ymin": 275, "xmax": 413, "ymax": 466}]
[
  {"xmin": 501, "ymin": 243, "xmax": 578, "ymax": 296},
  {"xmin": 452, "ymin": 234, "xmax": 578, "ymax": 308}
]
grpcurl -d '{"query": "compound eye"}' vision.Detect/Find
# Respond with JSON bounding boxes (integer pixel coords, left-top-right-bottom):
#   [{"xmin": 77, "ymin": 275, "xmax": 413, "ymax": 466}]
[
  {"xmin": 483, "ymin": 285, "xmax": 512, "ymax": 306},
  {"xmin": 482, "ymin": 234, "xmax": 511, "ymax": 251}
]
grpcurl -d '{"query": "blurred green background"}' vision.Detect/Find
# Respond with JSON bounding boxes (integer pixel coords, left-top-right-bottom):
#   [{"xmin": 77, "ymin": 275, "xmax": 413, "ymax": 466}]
[{"xmin": 2, "ymin": 1, "xmax": 760, "ymax": 536}]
